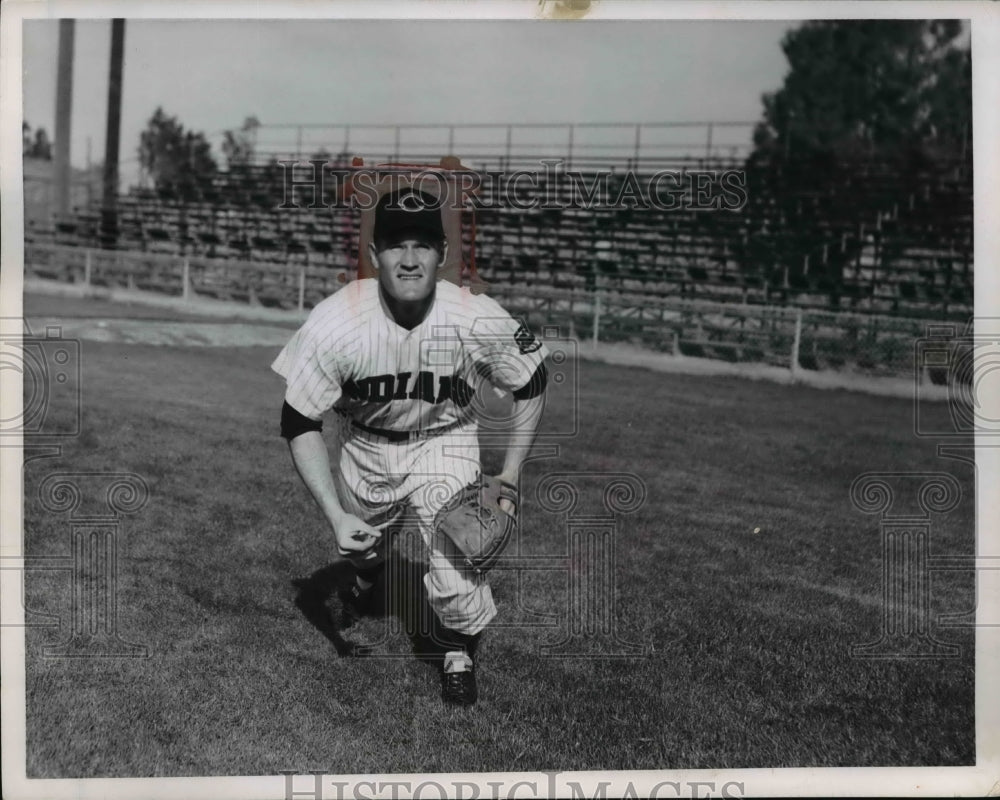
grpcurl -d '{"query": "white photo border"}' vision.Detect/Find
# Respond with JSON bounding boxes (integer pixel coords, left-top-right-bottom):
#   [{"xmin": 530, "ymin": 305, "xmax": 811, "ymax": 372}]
[{"xmin": 2, "ymin": 1, "xmax": 997, "ymax": 798}]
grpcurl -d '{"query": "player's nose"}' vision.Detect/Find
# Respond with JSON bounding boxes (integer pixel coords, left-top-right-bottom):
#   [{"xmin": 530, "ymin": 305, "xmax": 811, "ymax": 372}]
[{"xmin": 399, "ymin": 246, "xmax": 420, "ymax": 269}]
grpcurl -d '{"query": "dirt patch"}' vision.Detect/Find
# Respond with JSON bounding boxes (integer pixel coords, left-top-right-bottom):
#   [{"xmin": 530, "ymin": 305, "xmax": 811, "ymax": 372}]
[{"xmin": 25, "ymin": 317, "xmax": 294, "ymax": 348}]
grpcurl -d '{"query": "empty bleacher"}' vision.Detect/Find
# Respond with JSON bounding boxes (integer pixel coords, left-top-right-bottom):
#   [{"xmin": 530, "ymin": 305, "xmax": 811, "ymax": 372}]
[{"xmin": 28, "ymin": 144, "xmax": 973, "ymax": 322}]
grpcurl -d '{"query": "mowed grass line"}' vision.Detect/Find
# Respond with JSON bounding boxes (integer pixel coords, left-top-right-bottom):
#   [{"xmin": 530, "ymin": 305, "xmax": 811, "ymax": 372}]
[{"xmin": 22, "ymin": 336, "xmax": 974, "ymax": 777}]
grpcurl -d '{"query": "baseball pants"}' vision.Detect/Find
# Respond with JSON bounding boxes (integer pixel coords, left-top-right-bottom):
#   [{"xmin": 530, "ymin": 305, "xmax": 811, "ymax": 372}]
[{"xmin": 332, "ymin": 420, "xmax": 497, "ymax": 636}]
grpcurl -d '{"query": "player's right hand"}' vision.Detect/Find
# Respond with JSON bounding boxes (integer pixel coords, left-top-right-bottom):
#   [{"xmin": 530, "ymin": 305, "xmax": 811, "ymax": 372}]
[{"xmin": 332, "ymin": 513, "xmax": 383, "ymax": 553}]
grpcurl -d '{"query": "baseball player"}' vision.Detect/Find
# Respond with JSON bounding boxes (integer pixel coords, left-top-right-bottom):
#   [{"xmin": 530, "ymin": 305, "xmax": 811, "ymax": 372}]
[{"xmin": 273, "ymin": 187, "xmax": 548, "ymax": 706}]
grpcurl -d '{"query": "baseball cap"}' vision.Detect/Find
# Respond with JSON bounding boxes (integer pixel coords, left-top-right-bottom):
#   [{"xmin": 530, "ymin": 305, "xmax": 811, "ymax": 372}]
[{"xmin": 373, "ymin": 188, "xmax": 445, "ymax": 246}]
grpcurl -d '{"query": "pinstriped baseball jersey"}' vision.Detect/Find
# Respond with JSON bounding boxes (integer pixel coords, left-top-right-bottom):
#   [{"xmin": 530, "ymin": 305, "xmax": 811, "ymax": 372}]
[{"xmin": 271, "ymin": 278, "xmax": 548, "ymax": 429}]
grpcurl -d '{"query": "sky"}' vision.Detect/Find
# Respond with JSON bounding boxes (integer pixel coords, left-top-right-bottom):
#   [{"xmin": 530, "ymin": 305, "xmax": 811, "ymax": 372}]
[{"xmin": 22, "ymin": 18, "xmax": 797, "ymax": 182}]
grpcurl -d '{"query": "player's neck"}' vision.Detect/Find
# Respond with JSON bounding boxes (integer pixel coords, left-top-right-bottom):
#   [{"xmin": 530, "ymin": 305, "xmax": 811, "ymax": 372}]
[{"xmin": 379, "ymin": 285, "xmax": 436, "ymax": 331}]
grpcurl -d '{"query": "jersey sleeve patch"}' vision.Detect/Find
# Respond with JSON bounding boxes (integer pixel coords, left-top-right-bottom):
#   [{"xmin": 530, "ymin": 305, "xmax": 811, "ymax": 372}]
[
  {"xmin": 514, "ymin": 321, "xmax": 543, "ymax": 354},
  {"xmin": 463, "ymin": 296, "xmax": 549, "ymax": 392}
]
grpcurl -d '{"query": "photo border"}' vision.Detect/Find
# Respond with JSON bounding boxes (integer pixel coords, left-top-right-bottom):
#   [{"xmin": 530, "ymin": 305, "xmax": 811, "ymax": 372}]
[{"xmin": 2, "ymin": 1, "xmax": 998, "ymax": 797}]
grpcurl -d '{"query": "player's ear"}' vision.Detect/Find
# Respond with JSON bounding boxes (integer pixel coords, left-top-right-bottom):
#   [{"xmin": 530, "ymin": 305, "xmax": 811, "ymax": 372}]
[
  {"xmin": 367, "ymin": 241, "xmax": 380, "ymax": 270},
  {"xmin": 437, "ymin": 240, "xmax": 449, "ymax": 270}
]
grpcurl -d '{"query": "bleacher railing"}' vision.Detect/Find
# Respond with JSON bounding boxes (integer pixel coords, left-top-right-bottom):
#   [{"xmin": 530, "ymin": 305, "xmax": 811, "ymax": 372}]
[
  {"xmin": 236, "ymin": 121, "xmax": 758, "ymax": 170},
  {"xmin": 25, "ymin": 242, "xmax": 965, "ymax": 381}
]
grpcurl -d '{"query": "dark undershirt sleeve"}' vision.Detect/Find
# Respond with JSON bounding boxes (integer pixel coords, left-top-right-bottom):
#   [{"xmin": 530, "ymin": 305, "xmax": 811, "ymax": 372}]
[
  {"xmin": 280, "ymin": 400, "xmax": 323, "ymax": 440},
  {"xmin": 511, "ymin": 363, "xmax": 548, "ymax": 401}
]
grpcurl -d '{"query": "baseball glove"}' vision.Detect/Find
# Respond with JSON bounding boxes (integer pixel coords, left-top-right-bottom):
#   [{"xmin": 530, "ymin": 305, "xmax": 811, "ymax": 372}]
[{"xmin": 435, "ymin": 475, "xmax": 518, "ymax": 574}]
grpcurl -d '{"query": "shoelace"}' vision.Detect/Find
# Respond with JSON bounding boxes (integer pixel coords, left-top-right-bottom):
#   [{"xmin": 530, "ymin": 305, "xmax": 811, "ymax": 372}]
[{"xmin": 442, "ymin": 670, "xmax": 475, "ymax": 701}]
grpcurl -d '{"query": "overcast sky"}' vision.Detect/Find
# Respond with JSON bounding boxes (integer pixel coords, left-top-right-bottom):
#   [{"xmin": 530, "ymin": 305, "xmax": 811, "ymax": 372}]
[{"xmin": 22, "ymin": 19, "xmax": 796, "ymax": 181}]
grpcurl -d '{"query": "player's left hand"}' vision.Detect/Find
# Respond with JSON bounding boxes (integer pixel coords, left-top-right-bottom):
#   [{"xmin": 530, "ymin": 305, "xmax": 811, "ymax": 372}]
[{"xmin": 434, "ymin": 474, "xmax": 519, "ymax": 574}]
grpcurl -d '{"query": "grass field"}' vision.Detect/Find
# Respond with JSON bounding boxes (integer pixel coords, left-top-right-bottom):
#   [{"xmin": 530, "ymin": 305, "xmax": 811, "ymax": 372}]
[{"xmin": 19, "ymin": 292, "xmax": 975, "ymax": 777}]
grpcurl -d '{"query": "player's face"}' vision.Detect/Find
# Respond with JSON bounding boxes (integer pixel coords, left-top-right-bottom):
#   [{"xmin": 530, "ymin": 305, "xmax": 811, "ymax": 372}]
[{"xmin": 370, "ymin": 237, "xmax": 446, "ymax": 303}]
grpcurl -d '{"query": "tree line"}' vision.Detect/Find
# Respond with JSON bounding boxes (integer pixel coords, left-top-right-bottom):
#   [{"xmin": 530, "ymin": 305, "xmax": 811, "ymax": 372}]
[
  {"xmin": 135, "ymin": 20, "xmax": 973, "ymax": 192},
  {"xmin": 751, "ymin": 19, "xmax": 970, "ymax": 167},
  {"xmin": 28, "ymin": 20, "xmax": 971, "ymax": 193}
]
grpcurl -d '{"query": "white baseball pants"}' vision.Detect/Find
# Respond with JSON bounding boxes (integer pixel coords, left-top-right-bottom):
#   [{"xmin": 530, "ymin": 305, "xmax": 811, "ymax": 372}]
[{"xmin": 332, "ymin": 420, "xmax": 497, "ymax": 636}]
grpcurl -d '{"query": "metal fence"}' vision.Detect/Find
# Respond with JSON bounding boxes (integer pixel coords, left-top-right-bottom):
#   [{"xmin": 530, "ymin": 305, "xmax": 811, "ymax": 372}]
[
  {"xmin": 487, "ymin": 283, "xmax": 958, "ymax": 380},
  {"xmin": 235, "ymin": 121, "xmax": 758, "ymax": 171},
  {"xmin": 25, "ymin": 242, "xmax": 347, "ymax": 311},
  {"xmin": 25, "ymin": 243, "xmax": 963, "ymax": 381}
]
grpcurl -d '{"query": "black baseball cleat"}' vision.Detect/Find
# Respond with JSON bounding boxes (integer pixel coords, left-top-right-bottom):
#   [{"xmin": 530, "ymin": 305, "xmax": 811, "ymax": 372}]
[
  {"xmin": 337, "ymin": 580, "xmax": 376, "ymax": 629},
  {"xmin": 440, "ymin": 650, "xmax": 478, "ymax": 706}
]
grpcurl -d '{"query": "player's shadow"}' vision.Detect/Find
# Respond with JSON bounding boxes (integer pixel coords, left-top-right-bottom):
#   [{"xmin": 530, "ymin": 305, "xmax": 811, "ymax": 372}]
[{"xmin": 291, "ymin": 550, "xmax": 451, "ymax": 664}]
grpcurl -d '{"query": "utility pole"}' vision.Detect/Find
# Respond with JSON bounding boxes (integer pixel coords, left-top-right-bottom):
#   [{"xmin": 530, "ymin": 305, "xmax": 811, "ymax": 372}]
[
  {"xmin": 101, "ymin": 18, "xmax": 125, "ymax": 248},
  {"xmin": 53, "ymin": 19, "xmax": 75, "ymax": 216}
]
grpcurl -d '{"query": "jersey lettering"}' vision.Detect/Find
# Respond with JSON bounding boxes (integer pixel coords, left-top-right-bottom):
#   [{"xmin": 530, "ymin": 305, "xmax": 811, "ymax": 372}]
[
  {"xmin": 407, "ymin": 371, "xmax": 435, "ymax": 402},
  {"xmin": 392, "ymin": 372, "xmax": 411, "ymax": 400},
  {"xmin": 348, "ymin": 371, "xmax": 475, "ymax": 407},
  {"xmin": 435, "ymin": 375, "xmax": 475, "ymax": 406},
  {"xmin": 342, "ymin": 378, "xmax": 362, "ymax": 399},
  {"xmin": 368, "ymin": 375, "xmax": 395, "ymax": 403}
]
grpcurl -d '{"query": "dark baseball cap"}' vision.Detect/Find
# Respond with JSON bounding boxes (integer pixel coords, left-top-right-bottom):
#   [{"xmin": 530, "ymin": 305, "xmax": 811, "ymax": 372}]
[{"xmin": 373, "ymin": 188, "xmax": 445, "ymax": 246}]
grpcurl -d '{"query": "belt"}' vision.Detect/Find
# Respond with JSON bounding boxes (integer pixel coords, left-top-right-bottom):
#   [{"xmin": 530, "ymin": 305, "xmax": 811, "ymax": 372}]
[{"xmin": 350, "ymin": 420, "xmax": 462, "ymax": 443}]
